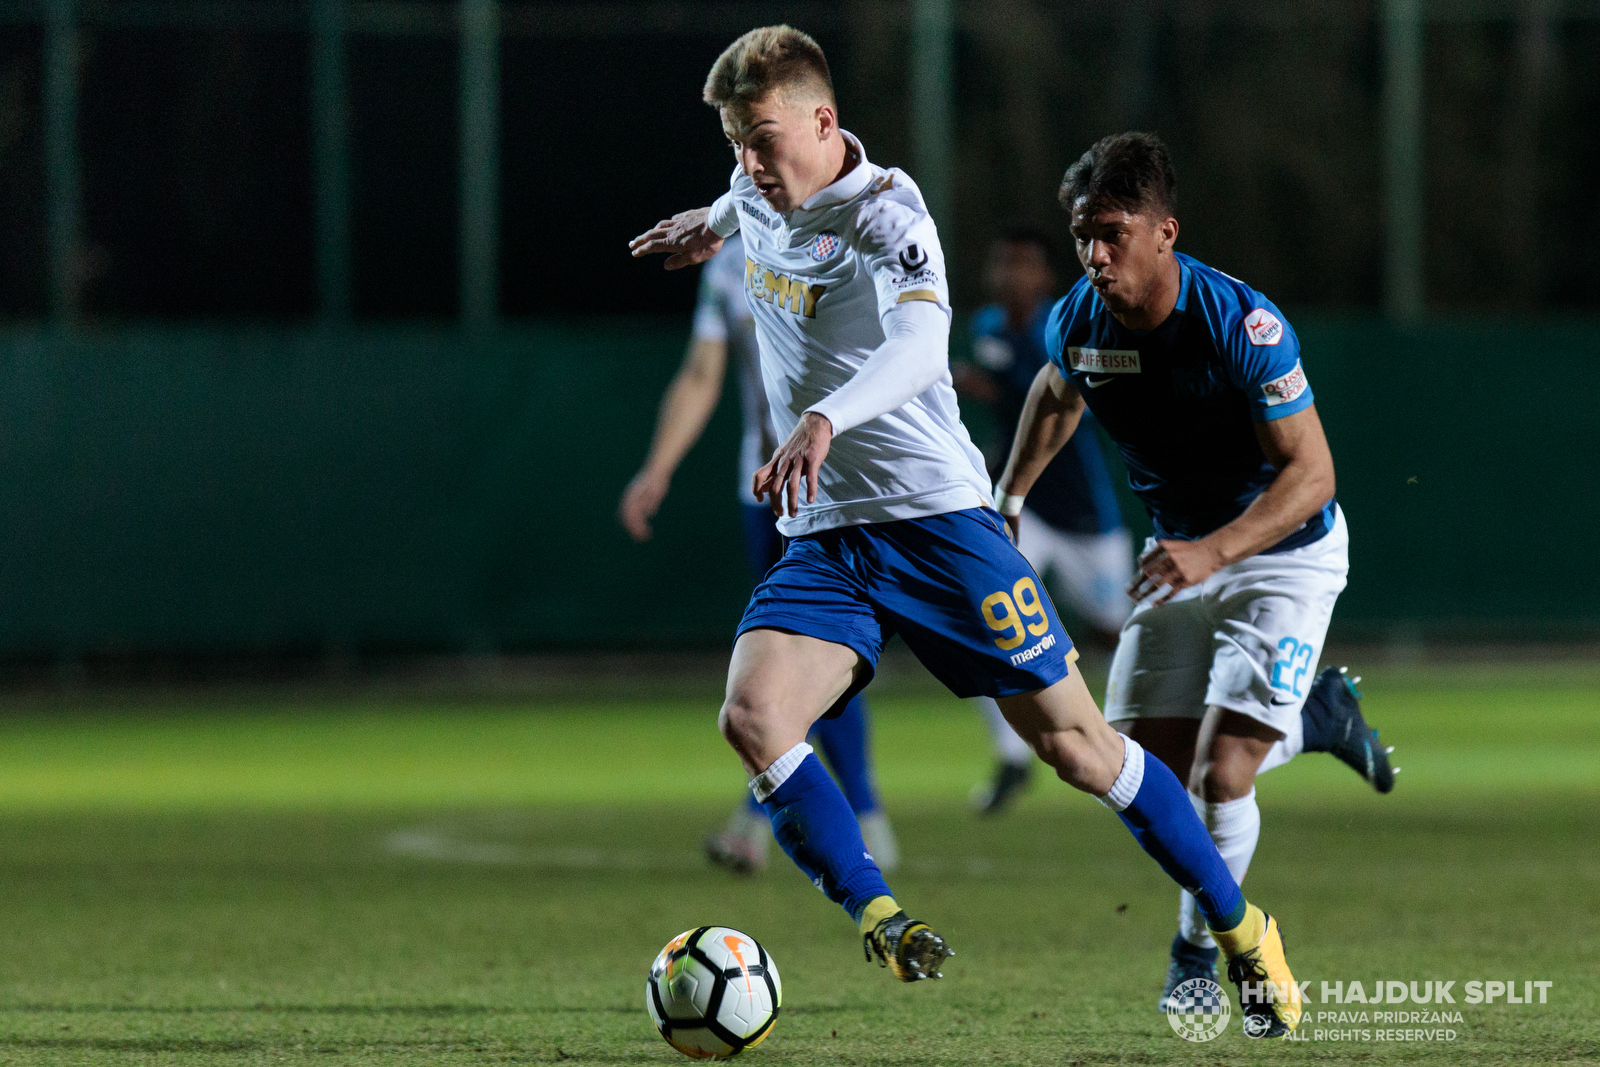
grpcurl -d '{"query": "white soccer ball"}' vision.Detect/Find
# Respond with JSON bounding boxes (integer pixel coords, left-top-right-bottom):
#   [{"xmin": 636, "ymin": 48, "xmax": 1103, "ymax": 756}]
[{"xmin": 646, "ymin": 926, "xmax": 781, "ymax": 1059}]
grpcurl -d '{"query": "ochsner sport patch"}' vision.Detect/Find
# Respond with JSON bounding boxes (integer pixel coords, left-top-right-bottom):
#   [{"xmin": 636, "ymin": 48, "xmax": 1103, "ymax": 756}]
[{"xmin": 1261, "ymin": 361, "xmax": 1309, "ymax": 407}]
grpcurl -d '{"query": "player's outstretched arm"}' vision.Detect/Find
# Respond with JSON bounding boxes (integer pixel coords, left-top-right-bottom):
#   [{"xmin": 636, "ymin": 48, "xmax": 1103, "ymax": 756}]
[
  {"xmin": 618, "ymin": 336, "xmax": 729, "ymax": 542},
  {"xmin": 994, "ymin": 363, "xmax": 1086, "ymax": 536},
  {"xmin": 1131, "ymin": 404, "xmax": 1335, "ymax": 603},
  {"xmin": 629, "ymin": 208, "xmax": 726, "ymax": 270}
]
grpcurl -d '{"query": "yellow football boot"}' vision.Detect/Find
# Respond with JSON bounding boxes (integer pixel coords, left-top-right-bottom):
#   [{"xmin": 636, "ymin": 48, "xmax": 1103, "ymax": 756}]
[{"xmin": 1213, "ymin": 904, "xmax": 1302, "ymax": 1036}]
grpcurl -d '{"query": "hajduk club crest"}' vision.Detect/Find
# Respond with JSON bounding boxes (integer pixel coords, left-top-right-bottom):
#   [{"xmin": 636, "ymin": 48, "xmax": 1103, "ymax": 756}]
[{"xmin": 808, "ymin": 231, "xmax": 840, "ymax": 262}]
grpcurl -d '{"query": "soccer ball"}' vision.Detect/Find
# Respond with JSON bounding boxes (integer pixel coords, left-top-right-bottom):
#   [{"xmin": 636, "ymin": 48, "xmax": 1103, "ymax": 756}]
[{"xmin": 647, "ymin": 926, "xmax": 781, "ymax": 1059}]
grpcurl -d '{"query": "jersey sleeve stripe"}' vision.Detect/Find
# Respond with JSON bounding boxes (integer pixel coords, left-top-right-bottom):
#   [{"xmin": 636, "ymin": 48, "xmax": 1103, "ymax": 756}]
[{"xmin": 895, "ymin": 289, "xmax": 940, "ymax": 303}]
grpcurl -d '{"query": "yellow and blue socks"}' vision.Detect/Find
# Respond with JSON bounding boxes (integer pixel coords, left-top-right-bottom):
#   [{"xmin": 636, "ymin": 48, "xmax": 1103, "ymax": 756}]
[
  {"xmin": 1178, "ymin": 788, "xmax": 1262, "ymax": 949},
  {"xmin": 1209, "ymin": 902, "xmax": 1267, "ymax": 956},
  {"xmin": 1099, "ymin": 735, "xmax": 1247, "ymax": 932},
  {"xmin": 754, "ymin": 742, "xmax": 894, "ymax": 924}
]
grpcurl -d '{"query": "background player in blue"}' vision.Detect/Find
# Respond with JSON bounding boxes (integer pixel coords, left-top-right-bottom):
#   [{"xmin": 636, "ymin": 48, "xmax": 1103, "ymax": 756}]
[
  {"xmin": 619, "ymin": 233, "xmax": 898, "ymax": 876},
  {"xmin": 956, "ymin": 224, "xmax": 1134, "ymax": 814},
  {"xmin": 632, "ymin": 28, "xmax": 1303, "ymax": 1034},
  {"xmin": 995, "ymin": 132, "xmax": 1395, "ymax": 1016}
]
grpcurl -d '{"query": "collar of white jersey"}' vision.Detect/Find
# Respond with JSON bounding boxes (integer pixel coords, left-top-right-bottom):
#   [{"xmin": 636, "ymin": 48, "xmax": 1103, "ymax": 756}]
[{"xmin": 795, "ymin": 131, "xmax": 874, "ymax": 213}]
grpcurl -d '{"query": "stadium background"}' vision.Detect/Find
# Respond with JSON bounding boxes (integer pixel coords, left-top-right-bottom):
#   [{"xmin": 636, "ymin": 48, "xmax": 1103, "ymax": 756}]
[
  {"xmin": 0, "ymin": 5, "xmax": 1595, "ymax": 1066},
  {"xmin": 1, "ymin": 0, "xmax": 1598, "ymax": 664}
]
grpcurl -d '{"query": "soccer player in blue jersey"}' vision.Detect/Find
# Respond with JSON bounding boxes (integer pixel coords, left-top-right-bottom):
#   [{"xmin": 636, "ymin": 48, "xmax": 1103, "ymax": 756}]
[
  {"xmin": 631, "ymin": 28, "xmax": 1302, "ymax": 1035},
  {"xmin": 619, "ymin": 232, "xmax": 898, "ymax": 875},
  {"xmin": 957, "ymin": 225, "xmax": 1134, "ymax": 813},
  {"xmin": 996, "ymin": 132, "xmax": 1394, "ymax": 1022}
]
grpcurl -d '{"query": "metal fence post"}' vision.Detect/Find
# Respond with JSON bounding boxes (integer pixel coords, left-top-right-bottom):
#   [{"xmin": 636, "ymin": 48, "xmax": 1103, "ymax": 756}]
[
  {"xmin": 44, "ymin": 0, "xmax": 82, "ymax": 326},
  {"xmin": 910, "ymin": 0, "xmax": 954, "ymax": 232},
  {"xmin": 1383, "ymin": 0, "xmax": 1424, "ymax": 320},
  {"xmin": 459, "ymin": 0, "xmax": 500, "ymax": 331},
  {"xmin": 312, "ymin": 0, "xmax": 352, "ymax": 322}
]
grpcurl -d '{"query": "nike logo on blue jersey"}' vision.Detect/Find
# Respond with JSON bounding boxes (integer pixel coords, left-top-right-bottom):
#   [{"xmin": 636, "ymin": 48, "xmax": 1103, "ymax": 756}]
[{"xmin": 1085, "ymin": 376, "xmax": 1115, "ymax": 388}]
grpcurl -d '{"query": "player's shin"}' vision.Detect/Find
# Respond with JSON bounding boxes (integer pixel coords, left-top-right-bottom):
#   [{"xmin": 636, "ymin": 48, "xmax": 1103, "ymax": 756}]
[
  {"xmin": 1098, "ymin": 736, "xmax": 1247, "ymax": 932},
  {"xmin": 754, "ymin": 742, "xmax": 895, "ymax": 927}
]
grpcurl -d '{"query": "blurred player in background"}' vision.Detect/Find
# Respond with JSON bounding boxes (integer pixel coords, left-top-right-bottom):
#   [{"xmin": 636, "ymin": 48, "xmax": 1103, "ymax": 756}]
[
  {"xmin": 955, "ymin": 224, "xmax": 1134, "ymax": 814},
  {"xmin": 633, "ymin": 28, "xmax": 1305, "ymax": 1035},
  {"xmin": 620, "ymin": 232, "xmax": 899, "ymax": 876},
  {"xmin": 997, "ymin": 132, "xmax": 1394, "ymax": 1018}
]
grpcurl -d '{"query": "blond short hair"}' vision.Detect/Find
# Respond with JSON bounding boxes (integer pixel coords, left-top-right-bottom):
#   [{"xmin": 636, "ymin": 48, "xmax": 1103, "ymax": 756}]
[{"xmin": 703, "ymin": 25, "xmax": 835, "ymax": 111}]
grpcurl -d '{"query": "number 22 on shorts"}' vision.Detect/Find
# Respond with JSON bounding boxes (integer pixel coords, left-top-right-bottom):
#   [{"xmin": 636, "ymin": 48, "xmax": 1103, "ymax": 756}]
[
  {"xmin": 1271, "ymin": 636, "xmax": 1316, "ymax": 697},
  {"xmin": 981, "ymin": 577, "xmax": 1050, "ymax": 651}
]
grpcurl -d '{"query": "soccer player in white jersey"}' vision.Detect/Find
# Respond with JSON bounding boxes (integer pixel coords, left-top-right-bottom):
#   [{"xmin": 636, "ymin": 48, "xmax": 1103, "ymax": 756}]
[
  {"xmin": 619, "ymin": 232, "xmax": 899, "ymax": 875},
  {"xmin": 630, "ymin": 27, "xmax": 1303, "ymax": 1034},
  {"xmin": 998, "ymin": 132, "xmax": 1394, "ymax": 1021}
]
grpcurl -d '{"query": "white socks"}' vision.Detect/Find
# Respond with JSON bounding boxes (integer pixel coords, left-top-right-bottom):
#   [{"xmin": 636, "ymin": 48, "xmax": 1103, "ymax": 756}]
[
  {"xmin": 1097, "ymin": 734, "xmax": 1146, "ymax": 812},
  {"xmin": 976, "ymin": 696, "xmax": 1034, "ymax": 765},
  {"xmin": 1178, "ymin": 788, "xmax": 1262, "ymax": 948},
  {"xmin": 749, "ymin": 742, "xmax": 813, "ymax": 803}
]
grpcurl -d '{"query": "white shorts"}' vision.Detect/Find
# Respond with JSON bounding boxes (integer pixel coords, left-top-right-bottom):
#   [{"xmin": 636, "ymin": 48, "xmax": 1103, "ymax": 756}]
[
  {"xmin": 1016, "ymin": 508, "xmax": 1135, "ymax": 634},
  {"xmin": 1103, "ymin": 506, "xmax": 1349, "ymax": 737}
]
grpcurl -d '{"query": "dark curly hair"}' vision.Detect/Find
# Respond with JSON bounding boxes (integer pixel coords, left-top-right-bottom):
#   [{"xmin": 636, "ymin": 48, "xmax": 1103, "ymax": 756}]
[{"xmin": 1058, "ymin": 132, "xmax": 1177, "ymax": 220}]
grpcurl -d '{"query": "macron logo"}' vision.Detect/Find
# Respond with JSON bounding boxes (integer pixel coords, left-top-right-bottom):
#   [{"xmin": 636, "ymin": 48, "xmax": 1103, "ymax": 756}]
[{"xmin": 1244, "ymin": 308, "xmax": 1284, "ymax": 346}]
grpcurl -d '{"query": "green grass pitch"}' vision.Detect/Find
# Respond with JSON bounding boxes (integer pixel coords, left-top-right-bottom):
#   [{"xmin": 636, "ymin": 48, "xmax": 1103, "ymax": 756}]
[{"xmin": 0, "ymin": 661, "xmax": 1595, "ymax": 1065}]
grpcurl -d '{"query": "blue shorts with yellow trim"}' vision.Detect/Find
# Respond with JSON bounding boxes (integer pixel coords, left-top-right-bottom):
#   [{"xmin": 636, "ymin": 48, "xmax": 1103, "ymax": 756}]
[{"xmin": 735, "ymin": 507, "xmax": 1078, "ymax": 714}]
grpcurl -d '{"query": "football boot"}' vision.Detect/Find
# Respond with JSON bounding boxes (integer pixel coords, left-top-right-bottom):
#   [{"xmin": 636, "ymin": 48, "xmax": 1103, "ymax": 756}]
[
  {"xmin": 863, "ymin": 910, "xmax": 952, "ymax": 982},
  {"xmin": 703, "ymin": 808, "xmax": 769, "ymax": 875},
  {"xmin": 1217, "ymin": 907, "xmax": 1302, "ymax": 1037},
  {"xmin": 970, "ymin": 760, "xmax": 1033, "ymax": 815},
  {"xmin": 1301, "ymin": 666, "xmax": 1397, "ymax": 793},
  {"xmin": 1157, "ymin": 933, "xmax": 1220, "ymax": 1012}
]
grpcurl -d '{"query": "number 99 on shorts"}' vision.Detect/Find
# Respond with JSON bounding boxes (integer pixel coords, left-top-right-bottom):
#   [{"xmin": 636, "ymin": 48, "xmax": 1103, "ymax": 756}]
[{"xmin": 981, "ymin": 577, "xmax": 1051, "ymax": 650}]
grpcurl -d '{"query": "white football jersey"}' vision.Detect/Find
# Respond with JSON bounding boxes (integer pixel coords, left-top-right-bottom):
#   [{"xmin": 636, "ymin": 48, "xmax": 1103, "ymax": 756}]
[
  {"xmin": 690, "ymin": 234, "xmax": 772, "ymax": 502},
  {"xmin": 708, "ymin": 131, "xmax": 991, "ymax": 536}
]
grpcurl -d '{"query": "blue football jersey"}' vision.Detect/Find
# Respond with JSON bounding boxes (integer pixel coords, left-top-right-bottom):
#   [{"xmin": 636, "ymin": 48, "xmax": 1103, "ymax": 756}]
[
  {"xmin": 1044, "ymin": 253, "xmax": 1334, "ymax": 553},
  {"xmin": 970, "ymin": 301, "xmax": 1123, "ymax": 536}
]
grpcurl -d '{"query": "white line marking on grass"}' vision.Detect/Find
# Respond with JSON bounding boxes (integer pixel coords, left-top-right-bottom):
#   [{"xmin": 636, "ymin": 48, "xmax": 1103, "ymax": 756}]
[
  {"xmin": 384, "ymin": 824, "xmax": 1004, "ymax": 877},
  {"xmin": 383, "ymin": 826, "xmax": 697, "ymax": 871}
]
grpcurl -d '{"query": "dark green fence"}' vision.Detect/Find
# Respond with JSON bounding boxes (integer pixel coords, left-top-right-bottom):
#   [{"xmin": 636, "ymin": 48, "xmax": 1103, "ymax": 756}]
[{"xmin": 0, "ymin": 316, "xmax": 1594, "ymax": 655}]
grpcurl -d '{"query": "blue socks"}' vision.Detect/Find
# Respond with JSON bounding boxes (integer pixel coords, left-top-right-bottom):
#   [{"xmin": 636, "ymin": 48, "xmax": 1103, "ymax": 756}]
[
  {"xmin": 759, "ymin": 749, "xmax": 892, "ymax": 923},
  {"xmin": 808, "ymin": 694, "xmax": 881, "ymax": 815},
  {"xmin": 1106, "ymin": 737, "xmax": 1247, "ymax": 931},
  {"xmin": 743, "ymin": 693, "xmax": 881, "ymax": 818}
]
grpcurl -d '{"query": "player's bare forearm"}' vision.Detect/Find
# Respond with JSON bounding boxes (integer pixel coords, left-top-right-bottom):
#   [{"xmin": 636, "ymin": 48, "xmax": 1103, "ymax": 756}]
[
  {"xmin": 1197, "ymin": 405, "xmax": 1337, "ymax": 568},
  {"xmin": 619, "ymin": 337, "xmax": 727, "ymax": 541},
  {"xmin": 997, "ymin": 364, "xmax": 1084, "ymax": 497},
  {"xmin": 642, "ymin": 338, "xmax": 727, "ymax": 479},
  {"xmin": 629, "ymin": 207, "xmax": 726, "ymax": 270},
  {"xmin": 1131, "ymin": 405, "xmax": 1334, "ymax": 603}
]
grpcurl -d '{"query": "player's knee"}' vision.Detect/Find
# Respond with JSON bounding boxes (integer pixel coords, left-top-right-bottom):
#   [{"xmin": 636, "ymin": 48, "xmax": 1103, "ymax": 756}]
[
  {"xmin": 1194, "ymin": 758, "xmax": 1255, "ymax": 803},
  {"xmin": 717, "ymin": 691, "xmax": 779, "ymax": 753},
  {"xmin": 717, "ymin": 697, "xmax": 758, "ymax": 749},
  {"xmin": 1035, "ymin": 730, "xmax": 1117, "ymax": 794}
]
